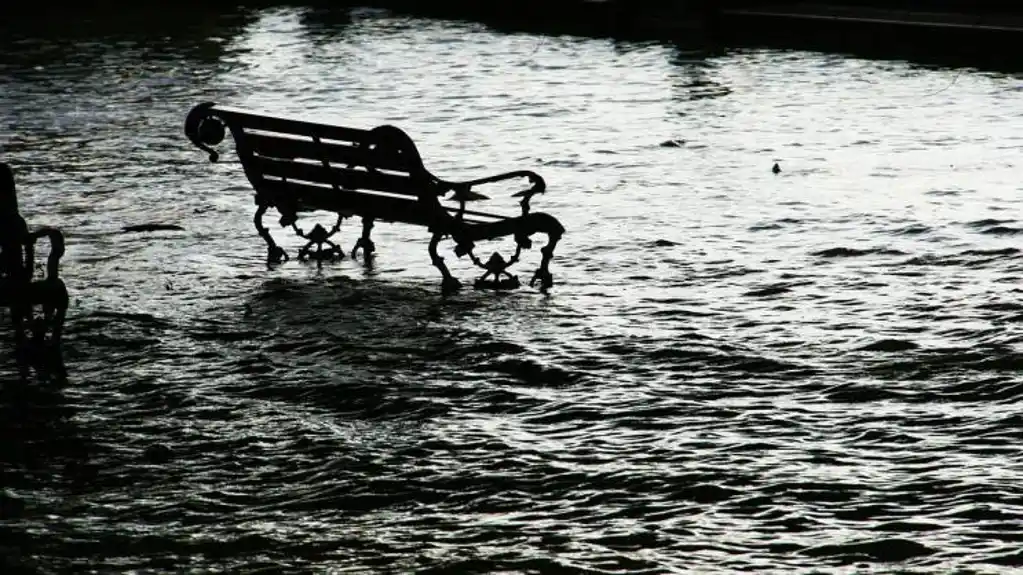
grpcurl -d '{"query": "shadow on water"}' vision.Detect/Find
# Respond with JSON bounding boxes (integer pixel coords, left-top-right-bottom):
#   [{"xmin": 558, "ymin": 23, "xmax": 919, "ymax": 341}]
[
  {"xmin": 718, "ymin": 15, "xmax": 1023, "ymax": 74},
  {"xmin": 0, "ymin": 371, "xmax": 80, "ymax": 480},
  {"xmin": 297, "ymin": 5, "xmax": 355, "ymax": 41},
  {"xmin": 170, "ymin": 276, "xmax": 484, "ymax": 413},
  {"xmin": 170, "ymin": 274, "xmax": 570, "ymax": 418},
  {"xmin": 667, "ymin": 47, "xmax": 732, "ymax": 102},
  {"xmin": 239, "ymin": 275, "xmax": 450, "ymax": 342},
  {"xmin": 0, "ymin": 3, "xmax": 261, "ymax": 73},
  {"xmin": 0, "ymin": 368, "xmax": 92, "ymax": 573},
  {"xmin": 234, "ymin": 274, "xmax": 522, "ymax": 366},
  {"xmin": 293, "ymin": 1, "xmax": 1023, "ymax": 74},
  {"xmin": 307, "ymin": 0, "xmax": 657, "ymax": 41}
]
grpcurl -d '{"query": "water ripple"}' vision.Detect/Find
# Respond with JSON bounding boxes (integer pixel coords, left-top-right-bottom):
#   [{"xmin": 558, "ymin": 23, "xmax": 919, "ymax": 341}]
[{"xmin": 2, "ymin": 4, "xmax": 1022, "ymax": 573}]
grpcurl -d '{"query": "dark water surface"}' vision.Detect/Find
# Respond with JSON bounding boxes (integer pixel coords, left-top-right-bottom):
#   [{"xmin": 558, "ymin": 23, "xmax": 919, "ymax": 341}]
[{"xmin": 2, "ymin": 6, "xmax": 1022, "ymax": 574}]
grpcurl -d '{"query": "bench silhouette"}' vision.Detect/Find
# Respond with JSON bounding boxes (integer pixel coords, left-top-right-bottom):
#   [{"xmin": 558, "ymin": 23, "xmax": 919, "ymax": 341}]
[
  {"xmin": 0, "ymin": 162, "xmax": 69, "ymax": 353},
  {"xmin": 184, "ymin": 102, "xmax": 565, "ymax": 292}
]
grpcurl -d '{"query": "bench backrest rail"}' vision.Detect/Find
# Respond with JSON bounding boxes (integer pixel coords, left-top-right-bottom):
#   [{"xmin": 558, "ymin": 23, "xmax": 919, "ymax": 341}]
[{"xmin": 185, "ymin": 102, "xmax": 548, "ymax": 226}]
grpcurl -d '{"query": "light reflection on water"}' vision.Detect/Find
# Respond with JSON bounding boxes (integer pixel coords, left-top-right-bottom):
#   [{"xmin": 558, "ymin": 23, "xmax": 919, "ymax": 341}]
[{"xmin": 1, "ymin": 5, "xmax": 1022, "ymax": 573}]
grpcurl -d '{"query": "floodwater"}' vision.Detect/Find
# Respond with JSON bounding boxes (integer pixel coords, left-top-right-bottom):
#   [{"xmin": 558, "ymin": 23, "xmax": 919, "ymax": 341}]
[{"xmin": 2, "ymin": 5, "xmax": 1022, "ymax": 573}]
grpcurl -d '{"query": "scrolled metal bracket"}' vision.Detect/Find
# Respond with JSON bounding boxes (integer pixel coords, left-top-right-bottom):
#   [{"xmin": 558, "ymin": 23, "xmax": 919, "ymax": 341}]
[
  {"xmin": 293, "ymin": 214, "xmax": 345, "ymax": 268},
  {"xmin": 184, "ymin": 102, "xmax": 228, "ymax": 162}
]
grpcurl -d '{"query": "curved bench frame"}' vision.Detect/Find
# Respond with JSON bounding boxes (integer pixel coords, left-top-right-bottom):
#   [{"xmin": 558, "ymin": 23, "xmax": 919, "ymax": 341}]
[
  {"xmin": 184, "ymin": 102, "xmax": 564, "ymax": 292},
  {"xmin": 1, "ymin": 162, "xmax": 69, "ymax": 355}
]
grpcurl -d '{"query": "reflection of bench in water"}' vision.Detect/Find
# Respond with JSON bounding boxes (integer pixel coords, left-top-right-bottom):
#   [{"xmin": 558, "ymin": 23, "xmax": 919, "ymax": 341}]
[
  {"xmin": 184, "ymin": 103, "xmax": 565, "ymax": 292},
  {"xmin": 0, "ymin": 162, "xmax": 69, "ymax": 353}
]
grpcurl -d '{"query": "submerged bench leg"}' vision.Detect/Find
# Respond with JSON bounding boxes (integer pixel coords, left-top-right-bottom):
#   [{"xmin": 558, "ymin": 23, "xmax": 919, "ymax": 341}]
[
  {"xmin": 32, "ymin": 279, "xmax": 68, "ymax": 349},
  {"xmin": 529, "ymin": 224, "xmax": 563, "ymax": 293},
  {"xmin": 5, "ymin": 280, "xmax": 66, "ymax": 366},
  {"xmin": 428, "ymin": 231, "xmax": 462, "ymax": 294},
  {"xmin": 9, "ymin": 303, "xmax": 29, "ymax": 358},
  {"xmin": 351, "ymin": 217, "xmax": 376, "ymax": 260},
  {"xmin": 458, "ymin": 211, "xmax": 565, "ymax": 293},
  {"xmin": 49, "ymin": 288, "xmax": 68, "ymax": 347},
  {"xmin": 254, "ymin": 205, "xmax": 289, "ymax": 265},
  {"xmin": 296, "ymin": 217, "xmax": 345, "ymax": 268}
]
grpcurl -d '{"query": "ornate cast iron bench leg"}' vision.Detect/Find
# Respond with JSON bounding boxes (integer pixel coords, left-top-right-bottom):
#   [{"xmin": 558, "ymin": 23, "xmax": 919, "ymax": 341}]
[
  {"xmin": 254, "ymin": 204, "xmax": 289, "ymax": 265},
  {"xmin": 454, "ymin": 212, "xmax": 564, "ymax": 293},
  {"xmin": 297, "ymin": 225, "xmax": 343, "ymax": 267},
  {"xmin": 428, "ymin": 230, "xmax": 462, "ymax": 294},
  {"xmin": 4, "ymin": 229, "xmax": 70, "ymax": 358},
  {"xmin": 530, "ymin": 228, "xmax": 562, "ymax": 293},
  {"xmin": 8, "ymin": 299, "xmax": 30, "ymax": 359},
  {"xmin": 296, "ymin": 217, "xmax": 345, "ymax": 269},
  {"xmin": 351, "ymin": 217, "xmax": 376, "ymax": 260},
  {"xmin": 257, "ymin": 199, "xmax": 349, "ymax": 269},
  {"xmin": 27, "ymin": 228, "xmax": 69, "ymax": 350},
  {"xmin": 32, "ymin": 278, "xmax": 68, "ymax": 348},
  {"xmin": 293, "ymin": 210, "xmax": 345, "ymax": 268}
]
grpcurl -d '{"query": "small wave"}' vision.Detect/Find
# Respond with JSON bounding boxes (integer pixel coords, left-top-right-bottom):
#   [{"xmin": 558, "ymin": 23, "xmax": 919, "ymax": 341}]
[
  {"xmin": 978, "ymin": 226, "xmax": 1023, "ymax": 236},
  {"xmin": 824, "ymin": 382, "xmax": 904, "ymax": 403},
  {"xmin": 976, "ymin": 302, "xmax": 1023, "ymax": 312},
  {"xmin": 538, "ymin": 159, "xmax": 581, "ymax": 168},
  {"xmin": 748, "ymin": 222, "xmax": 782, "ymax": 231},
  {"xmin": 872, "ymin": 521, "xmax": 945, "ymax": 532},
  {"xmin": 802, "ymin": 538, "xmax": 934, "ymax": 563},
  {"xmin": 81, "ymin": 334, "xmax": 162, "ymax": 350},
  {"xmin": 960, "ymin": 247, "xmax": 1019, "ymax": 257},
  {"xmin": 482, "ymin": 357, "xmax": 584, "ymax": 387},
  {"xmin": 644, "ymin": 345, "xmax": 811, "ymax": 375},
  {"xmin": 722, "ymin": 354, "xmax": 811, "ymax": 374},
  {"xmin": 939, "ymin": 374, "xmax": 1023, "ymax": 402},
  {"xmin": 440, "ymin": 340, "xmax": 527, "ymax": 361},
  {"xmin": 859, "ymin": 339, "xmax": 919, "ymax": 352},
  {"xmin": 744, "ymin": 284, "xmax": 793, "ymax": 297},
  {"xmin": 898, "ymin": 254, "xmax": 962, "ymax": 267},
  {"xmin": 647, "ymin": 307, "xmax": 717, "ymax": 319},
  {"xmin": 188, "ymin": 330, "xmax": 264, "ymax": 343},
  {"xmin": 889, "ymin": 224, "xmax": 931, "ymax": 235},
  {"xmin": 80, "ymin": 310, "xmax": 174, "ymax": 329},
  {"xmin": 966, "ymin": 218, "xmax": 1014, "ymax": 229},
  {"xmin": 670, "ymin": 483, "xmax": 742, "ymax": 503},
  {"xmin": 984, "ymin": 549, "xmax": 1023, "ymax": 566},
  {"xmin": 813, "ymin": 247, "xmax": 907, "ymax": 258},
  {"xmin": 648, "ymin": 239, "xmax": 678, "ymax": 247}
]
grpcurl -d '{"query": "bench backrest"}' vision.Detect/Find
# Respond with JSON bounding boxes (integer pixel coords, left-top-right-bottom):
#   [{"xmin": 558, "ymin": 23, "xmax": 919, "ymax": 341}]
[
  {"xmin": 1, "ymin": 162, "xmax": 17, "ymax": 218},
  {"xmin": 1, "ymin": 163, "xmax": 31, "ymax": 280},
  {"xmin": 189, "ymin": 105, "xmax": 437, "ymax": 202}
]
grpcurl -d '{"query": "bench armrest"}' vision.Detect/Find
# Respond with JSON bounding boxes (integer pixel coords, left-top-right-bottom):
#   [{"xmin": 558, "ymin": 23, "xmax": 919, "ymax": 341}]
[
  {"xmin": 25, "ymin": 227, "xmax": 66, "ymax": 281},
  {"xmin": 444, "ymin": 170, "xmax": 547, "ymax": 215}
]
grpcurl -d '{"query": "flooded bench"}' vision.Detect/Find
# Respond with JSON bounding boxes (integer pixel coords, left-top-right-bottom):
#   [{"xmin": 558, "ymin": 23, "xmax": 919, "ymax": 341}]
[
  {"xmin": 0, "ymin": 162, "xmax": 69, "ymax": 352},
  {"xmin": 184, "ymin": 102, "xmax": 565, "ymax": 292}
]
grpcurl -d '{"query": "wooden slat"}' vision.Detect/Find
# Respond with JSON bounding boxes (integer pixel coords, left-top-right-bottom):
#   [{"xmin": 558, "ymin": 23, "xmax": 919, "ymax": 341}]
[
  {"xmin": 216, "ymin": 107, "xmax": 370, "ymax": 144},
  {"xmin": 258, "ymin": 180, "xmax": 502, "ymax": 227},
  {"xmin": 243, "ymin": 133, "xmax": 413, "ymax": 173},
  {"xmin": 249, "ymin": 156, "xmax": 424, "ymax": 197}
]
